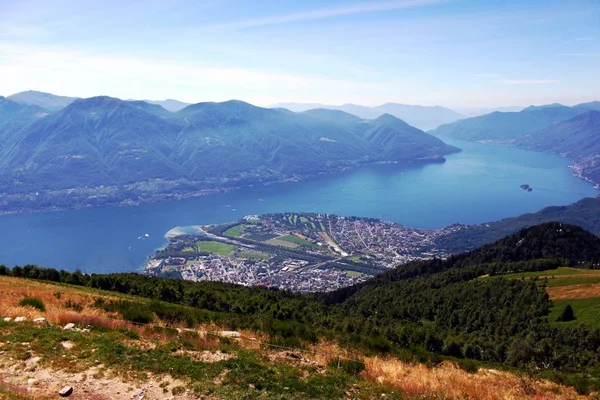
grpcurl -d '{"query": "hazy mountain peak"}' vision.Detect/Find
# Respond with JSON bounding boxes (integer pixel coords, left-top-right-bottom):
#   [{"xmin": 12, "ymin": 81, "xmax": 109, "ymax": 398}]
[
  {"xmin": 523, "ymin": 103, "xmax": 565, "ymax": 111},
  {"xmin": 7, "ymin": 90, "xmax": 78, "ymax": 111}
]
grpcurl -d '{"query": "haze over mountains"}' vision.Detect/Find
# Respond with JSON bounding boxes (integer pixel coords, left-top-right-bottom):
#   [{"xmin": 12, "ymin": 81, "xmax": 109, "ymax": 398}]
[
  {"xmin": 0, "ymin": 93, "xmax": 458, "ymax": 212},
  {"xmin": 271, "ymin": 102, "xmax": 465, "ymax": 131}
]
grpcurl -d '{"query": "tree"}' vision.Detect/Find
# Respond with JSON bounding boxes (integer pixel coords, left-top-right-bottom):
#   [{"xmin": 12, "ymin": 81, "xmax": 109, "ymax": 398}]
[{"xmin": 557, "ymin": 304, "xmax": 576, "ymax": 322}]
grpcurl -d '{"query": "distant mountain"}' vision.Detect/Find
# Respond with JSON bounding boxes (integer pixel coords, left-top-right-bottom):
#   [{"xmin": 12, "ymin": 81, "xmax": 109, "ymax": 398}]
[
  {"xmin": 434, "ymin": 197, "xmax": 600, "ymax": 253},
  {"xmin": 516, "ymin": 110, "xmax": 600, "ymax": 184},
  {"xmin": 7, "ymin": 90, "xmax": 78, "ymax": 111},
  {"xmin": 453, "ymin": 106, "xmax": 525, "ymax": 117},
  {"xmin": 271, "ymin": 102, "xmax": 464, "ymax": 130},
  {"xmin": 574, "ymin": 101, "xmax": 600, "ymax": 112},
  {"xmin": 430, "ymin": 104, "xmax": 586, "ymax": 141},
  {"xmin": 0, "ymin": 96, "xmax": 49, "ymax": 141},
  {"xmin": 0, "ymin": 97, "xmax": 458, "ymax": 212},
  {"xmin": 143, "ymin": 99, "xmax": 190, "ymax": 112}
]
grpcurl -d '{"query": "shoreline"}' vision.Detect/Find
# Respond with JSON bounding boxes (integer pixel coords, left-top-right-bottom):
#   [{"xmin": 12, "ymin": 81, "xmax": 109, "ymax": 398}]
[{"xmin": 0, "ymin": 157, "xmax": 450, "ymax": 217}]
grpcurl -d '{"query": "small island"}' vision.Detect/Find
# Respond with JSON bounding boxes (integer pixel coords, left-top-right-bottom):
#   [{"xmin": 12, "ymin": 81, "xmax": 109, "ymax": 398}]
[{"xmin": 520, "ymin": 184, "xmax": 533, "ymax": 192}]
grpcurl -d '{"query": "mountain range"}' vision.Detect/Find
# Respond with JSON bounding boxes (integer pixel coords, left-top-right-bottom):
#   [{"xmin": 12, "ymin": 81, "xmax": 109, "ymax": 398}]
[
  {"xmin": 271, "ymin": 102, "xmax": 465, "ymax": 130},
  {"xmin": 0, "ymin": 95, "xmax": 458, "ymax": 212},
  {"xmin": 430, "ymin": 102, "xmax": 600, "ymax": 185}
]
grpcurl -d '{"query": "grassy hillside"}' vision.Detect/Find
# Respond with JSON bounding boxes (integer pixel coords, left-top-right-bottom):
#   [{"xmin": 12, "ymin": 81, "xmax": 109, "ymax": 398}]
[
  {"xmin": 1, "ymin": 223, "xmax": 600, "ymax": 397},
  {"xmin": 0, "ymin": 276, "xmax": 590, "ymax": 400},
  {"xmin": 489, "ymin": 268, "xmax": 600, "ymax": 329}
]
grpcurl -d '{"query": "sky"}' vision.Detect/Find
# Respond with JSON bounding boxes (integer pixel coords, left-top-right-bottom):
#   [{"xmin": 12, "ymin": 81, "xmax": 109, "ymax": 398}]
[{"xmin": 0, "ymin": 0, "xmax": 598, "ymax": 108}]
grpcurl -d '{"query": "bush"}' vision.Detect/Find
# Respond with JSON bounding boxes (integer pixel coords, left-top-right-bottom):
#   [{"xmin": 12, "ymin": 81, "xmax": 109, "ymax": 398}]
[
  {"xmin": 18, "ymin": 297, "xmax": 45, "ymax": 312},
  {"xmin": 122, "ymin": 307, "xmax": 154, "ymax": 324},
  {"xmin": 328, "ymin": 358, "xmax": 365, "ymax": 375},
  {"xmin": 64, "ymin": 300, "xmax": 83, "ymax": 312},
  {"xmin": 118, "ymin": 327, "xmax": 140, "ymax": 340},
  {"xmin": 457, "ymin": 359, "xmax": 479, "ymax": 373}
]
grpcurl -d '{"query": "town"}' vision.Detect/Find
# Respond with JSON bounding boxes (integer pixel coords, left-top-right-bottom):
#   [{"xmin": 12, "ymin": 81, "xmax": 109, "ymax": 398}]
[{"xmin": 145, "ymin": 212, "xmax": 458, "ymax": 292}]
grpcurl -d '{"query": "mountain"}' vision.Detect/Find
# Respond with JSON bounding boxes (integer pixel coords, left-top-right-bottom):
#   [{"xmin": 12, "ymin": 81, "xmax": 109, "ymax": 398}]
[
  {"xmin": 0, "ymin": 96, "xmax": 49, "ymax": 141},
  {"xmin": 7, "ymin": 90, "xmax": 78, "ymax": 111},
  {"xmin": 516, "ymin": 110, "xmax": 600, "ymax": 183},
  {"xmin": 270, "ymin": 102, "xmax": 465, "ymax": 130},
  {"xmin": 434, "ymin": 196, "xmax": 600, "ymax": 252},
  {"xmin": 574, "ymin": 101, "xmax": 600, "ymax": 112},
  {"xmin": 0, "ymin": 97, "xmax": 458, "ymax": 211},
  {"xmin": 143, "ymin": 98, "xmax": 190, "ymax": 112},
  {"xmin": 453, "ymin": 106, "xmax": 525, "ymax": 117},
  {"xmin": 430, "ymin": 104, "xmax": 586, "ymax": 141}
]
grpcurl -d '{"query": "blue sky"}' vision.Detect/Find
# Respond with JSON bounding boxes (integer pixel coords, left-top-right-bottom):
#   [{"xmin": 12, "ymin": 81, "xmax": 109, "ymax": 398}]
[{"xmin": 0, "ymin": 0, "xmax": 598, "ymax": 107}]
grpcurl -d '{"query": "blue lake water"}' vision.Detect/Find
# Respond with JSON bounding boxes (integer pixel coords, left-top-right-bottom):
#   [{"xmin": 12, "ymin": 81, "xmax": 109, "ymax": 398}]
[{"xmin": 0, "ymin": 138, "xmax": 596, "ymax": 274}]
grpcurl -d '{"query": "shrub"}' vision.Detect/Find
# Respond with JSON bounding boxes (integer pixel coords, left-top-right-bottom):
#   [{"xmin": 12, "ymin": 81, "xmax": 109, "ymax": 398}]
[
  {"xmin": 64, "ymin": 300, "xmax": 83, "ymax": 312},
  {"xmin": 18, "ymin": 297, "xmax": 45, "ymax": 312},
  {"xmin": 122, "ymin": 307, "xmax": 153, "ymax": 324},
  {"xmin": 328, "ymin": 358, "xmax": 365, "ymax": 375},
  {"xmin": 118, "ymin": 327, "xmax": 140, "ymax": 340},
  {"xmin": 53, "ymin": 291, "xmax": 62, "ymax": 299},
  {"xmin": 457, "ymin": 359, "xmax": 479, "ymax": 373}
]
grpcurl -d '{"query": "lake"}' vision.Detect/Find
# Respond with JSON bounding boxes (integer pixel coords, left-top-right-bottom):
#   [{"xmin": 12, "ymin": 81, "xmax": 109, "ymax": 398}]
[{"xmin": 0, "ymin": 138, "xmax": 596, "ymax": 273}]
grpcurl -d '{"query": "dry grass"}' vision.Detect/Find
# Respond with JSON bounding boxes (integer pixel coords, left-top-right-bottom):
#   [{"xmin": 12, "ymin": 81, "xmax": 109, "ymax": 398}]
[
  {"xmin": 1, "ymin": 276, "xmax": 597, "ymax": 400},
  {"xmin": 547, "ymin": 283, "xmax": 600, "ymax": 300},
  {"xmin": 0, "ymin": 276, "xmax": 120, "ymax": 324},
  {"xmin": 362, "ymin": 357, "xmax": 589, "ymax": 400}
]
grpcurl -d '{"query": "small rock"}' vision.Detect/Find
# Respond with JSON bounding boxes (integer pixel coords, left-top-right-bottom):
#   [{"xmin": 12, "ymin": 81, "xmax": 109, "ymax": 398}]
[
  {"xmin": 62, "ymin": 341, "xmax": 75, "ymax": 350},
  {"xmin": 131, "ymin": 389, "xmax": 143, "ymax": 398},
  {"xmin": 27, "ymin": 378, "xmax": 38, "ymax": 386},
  {"xmin": 59, "ymin": 386, "xmax": 73, "ymax": 397},
  {"xmin": 63, "ymin": 323, "xmax": 75, "ymax": 331},
  {"xmin": 3, "ymin": 317, "xmax": 12, "ymax": 322},
  {"xmin": 14, "ymin": 317, "xmax": 26, "ymax": 322},
  {"xmin": 219, "ymin": 330, "xmax": 241, "ymax": 338},
  {"xmin": 25, "ymin": 356, "xmax": 40, "ymax": 366},
  {"xmin": 33, "ymin": 317, "xmax": 46, "ymax": 324}
]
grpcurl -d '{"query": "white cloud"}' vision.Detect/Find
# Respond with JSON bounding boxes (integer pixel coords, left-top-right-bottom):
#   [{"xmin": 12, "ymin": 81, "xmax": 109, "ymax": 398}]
[
  {"xmin": 203, "ymin": 0, "xmax": 451, "ymax": 30},
  {"xmin": 497, "ymin": 80, "xmax": 560, "ymax": 85}
]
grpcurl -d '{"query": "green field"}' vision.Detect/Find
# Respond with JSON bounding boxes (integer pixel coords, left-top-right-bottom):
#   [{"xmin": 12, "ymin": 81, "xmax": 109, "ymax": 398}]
[
  {"xmin": 265, "ymin": 238, "xmax": 298, "ymax": 248},
  {"xmin": 224, "ymin": 224, "xmax": 245, "ymax": 237},
  {"xmin": 196, "ymin": 241, "xmax": 237, "ymax": 255},
  {"xmin": 494, "ymin": 268, "xmax": 600, "ymax": 287},
  {"xmin": 237, "ymin": 251, "xmax": 270, "ymax": 260},
  {"xmin": 549, "ymin": 297, "xmax": 600, "ymax": 329},
  {"xmin": 278, "ymin": 234, "xmax": 315, "ymax": 247},
  {"xmin": 500, "ymin": 267, "xmax": 599, "ymax": 278},
  {"xmin": 494, "ymin": 268, "xmax": 600, "ymax": 329},
  {"xmin": 346, "ymin": 271, "xmax": 362, "ymax": 278}
]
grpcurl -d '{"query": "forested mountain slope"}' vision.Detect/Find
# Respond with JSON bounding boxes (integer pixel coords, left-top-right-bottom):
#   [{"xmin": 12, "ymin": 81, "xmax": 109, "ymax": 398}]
[{"xmin": 0, "ymin": 97, "xmax": 458, "ymax": 212}]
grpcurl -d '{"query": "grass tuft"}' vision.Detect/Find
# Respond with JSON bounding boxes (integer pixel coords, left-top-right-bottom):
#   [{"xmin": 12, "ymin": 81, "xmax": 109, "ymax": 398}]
[{"xmin": 18, "ymin": 297, "xmax": 45, "ymax": 312}]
